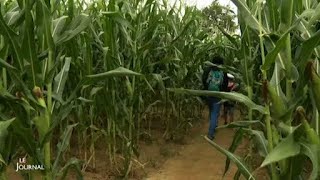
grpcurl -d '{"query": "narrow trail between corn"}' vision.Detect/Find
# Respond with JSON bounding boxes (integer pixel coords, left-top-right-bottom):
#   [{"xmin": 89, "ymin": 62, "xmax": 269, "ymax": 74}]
[{"xmin": 145, "ymin": 112, "xmax": 246, "ymax": 180}]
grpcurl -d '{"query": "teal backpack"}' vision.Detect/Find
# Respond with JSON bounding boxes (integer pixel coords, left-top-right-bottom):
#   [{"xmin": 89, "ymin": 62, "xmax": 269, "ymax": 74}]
[{"xmin": 206, "ymin": 70, "xmax": 223, "ymax": 91}]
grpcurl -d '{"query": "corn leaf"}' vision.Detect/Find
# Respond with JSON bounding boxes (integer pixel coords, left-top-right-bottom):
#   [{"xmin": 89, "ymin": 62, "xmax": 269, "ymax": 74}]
[
  {"xmin": 297, "ymin": 30, "xmax": 320, "ymax": 67},
  {"xmin": 22, "ymin": 0, "xmax": 38, "ymax": 86},
  {"xmin": 53, "ymin": 57, "xmax": 71, "ymax": 99},
  {"xmin": 204, "ymin": 135, "xmax": 255, "ymax": 179},
  {"xmin": 0, "ymin": 118, "xmax": 15, "ymax": 128},
  {"xmin": 308, "ymin": 3, "xmax": 320, "ymax": 26},
  {"xmin": 52, "ymin": 16, "xmax": 68, "ymax": 43},
  {"xmin": 224, "ymin": 128, "xmax": 244, "ymax": 176},
  {"xmin": 262, "ymin": 33, "xmax": 289, "ymax": 70},
  {"xmin": 0, "ymin": 10, "xmax": 23, "ymax": 70},
  {"xmin": 300, "ymin": 142, "xmax": 319, "ymax": 180},
  {"xmin": 55, "ymin": 14, "xmax": 91, "ymax": 45},
  {"xmin": 231, "ymin": 0, "xmax": 266, "ymax": 32},
  {"xmin": 261, "ymin": 134, "xmax": 300, "ymax": 167},
  {"xmin": 0, "ymin": 58, "xmax": 18, "ymax": 71},
  {"xmin": 86, "ymin": 67, "xmax": 142, "ymax": 79},
  {"xmin": 4, "ymin": 8, "xmax": 24, "ymax": 26},
  {"xmin": 244, "ymin": 129, "xmax": 268, "ymax": 157},
  {"xmin": 280, "ymin": 0, "xmax": 294, "ymax": 28},
  {"xmin": 167, "ymin": 88, "xmax": 267, "ymax": 114},
  {"xmin": 53, "ymin": 123, "xmax": 78, "ymax": 174}
]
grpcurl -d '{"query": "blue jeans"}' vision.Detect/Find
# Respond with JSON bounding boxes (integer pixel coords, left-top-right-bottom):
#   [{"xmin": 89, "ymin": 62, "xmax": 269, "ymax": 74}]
[{"xmin": 207, "ymin": 97, "xmax": 221, "ymax": 139}]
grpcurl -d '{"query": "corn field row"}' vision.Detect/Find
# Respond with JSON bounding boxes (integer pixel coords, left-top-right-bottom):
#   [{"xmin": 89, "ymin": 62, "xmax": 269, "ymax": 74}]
[
  {"xmin": 1, "ymin": 0, "xmax": 320, "ymax": 179},
  {"xmin": 0, "ymin": 0, "xmax": 230, "ymax": 179}
]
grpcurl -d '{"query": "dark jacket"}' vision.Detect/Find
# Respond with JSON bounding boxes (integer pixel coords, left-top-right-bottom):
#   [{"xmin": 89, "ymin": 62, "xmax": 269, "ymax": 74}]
[{"xmin": 202, "ymin": 66, "xmax": 228, "ymax": 92}]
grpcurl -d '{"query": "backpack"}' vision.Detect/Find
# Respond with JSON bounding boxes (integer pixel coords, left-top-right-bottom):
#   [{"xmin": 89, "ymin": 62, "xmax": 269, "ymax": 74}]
[{"xmin": 206, "ymin": 70, "xmax": 223, "ymax": 91}]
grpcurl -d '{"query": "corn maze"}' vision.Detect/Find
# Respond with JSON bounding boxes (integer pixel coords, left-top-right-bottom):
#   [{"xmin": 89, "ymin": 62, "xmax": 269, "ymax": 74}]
[{"xmin": 0, "ymin": 0, "xmax": 320, "ymax": 179}]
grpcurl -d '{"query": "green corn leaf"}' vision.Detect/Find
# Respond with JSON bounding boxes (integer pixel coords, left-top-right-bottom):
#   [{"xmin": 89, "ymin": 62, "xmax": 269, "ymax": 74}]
[
  {"xmin": 37, "ymin": 0, "xmax": 54, "ymax": 50},
  {"xmin": 277, "ymin": 122, "xmax": 300, "ymax": 135},
  {"xmin": 52, "ymin": 123, "xmax": 78, "ymax": 174},
  {"xmin": 167, "ymin": 88, "xmax": 266, "ymax": 114},
  {"xmin": 308, "ymin": 3, "xmax": 320, "ymax": 26},
  {"xmin": 86, "ymin": 67, "xmax": 142, "ymax": 79},
  {"xmin": 0, "ymin": 58, "xmax": 18, "ymax": 71},
  {"xmin": 53, "ymin": 57, "xmax": 71, "ymax": 99},
  {"xmin": 40, "ymin": 103, "xmax": 74, "ymax": 147},
  {"xmin": 262, "ymin": 33, "xmax": 289, "ymax": 70},
  {"xmin": 299, "ymin": 142, "xmax": 319, "ymax": 180},
  {"xmin": 22, "ymin": 0, "xmax": 38, "ymax": 86},
  {"xmin": 224, "ymin": 128, "xmax": 244, "ymax": 176},
  {"xmin": 297, "ymin": 30, "xmax": 320, "ymax": 67},
  {"xmin": 11, "ymin": 120, "xmax": 38, "ymax": 158},
  {"xmin": 0, "ymin": 10, "xmax": 23, "ymax": 70},
  {"xmin": 101, "ymin": 11, "xmax": 133, "ymax": 29},
  {"xmin": 4, "ymin": 8, "xmax": 25, "ymax": 26},
  {"xmin": 0, "ymin": 118, "xmax": 15, "ymax": 129},
  {"xmin": 89, "ymin": 87, "xmax": 103, "ymax": 97},
  {"xmin": 217, "ymin": 25, "xmax": 239, "ymax": 47},
  {"xmin": 280, "ymin": 0, "xmax": 294, "ymax": 28},
  {"xmin": 266, "ymin": 0, "xmax": 278, "ymax": 30},
  {"xmin": 243, "ymin": 129, "xmax": 268, "ymax": 157},
  {"xmin": 52, "ymin": 16, "xmax": 68, "ymax": 43},
  {"xmin": 261, "ymin": 134, "xmax": 300, "ymax": 167},
  {"xmin": 231, "ymin": 0, "xmax": 266, "ymax": 32},
  {"xmin": 55, "ymin": 14, "xmax": 91, "ymax": 45},
  {"xmin": 204, "ymin": 136, "xmax": 255, "ymax": 179},
  {"xmin": 77, "ymin": 97, "xmax": 94, "ymax": 103}
]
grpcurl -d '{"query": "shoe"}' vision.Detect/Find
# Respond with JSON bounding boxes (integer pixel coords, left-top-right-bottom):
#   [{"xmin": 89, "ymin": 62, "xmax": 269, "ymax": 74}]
[{"xmin": 206, "ymin": 135, "xmax": 214, "ymax": 140}]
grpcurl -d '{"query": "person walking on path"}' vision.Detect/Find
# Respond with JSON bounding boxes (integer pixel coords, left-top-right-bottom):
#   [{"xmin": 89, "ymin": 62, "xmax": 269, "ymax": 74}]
[
  {"xmin": 202, "ymin": 56, "xmax": 228, "ymax": 140},
  {"xmin": 223, "ymin": 73, "xmax": 239, "ymax": 125}
]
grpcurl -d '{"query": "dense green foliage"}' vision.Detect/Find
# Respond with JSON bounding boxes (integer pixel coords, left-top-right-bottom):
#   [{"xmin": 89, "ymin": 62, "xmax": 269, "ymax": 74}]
[
  {"xmin": 0, "ymin": 0, "xmax": 237, "ymax": 179},
  {"xmin": 178, "ymin": 0, "xmax": 320, "ymax": 179}
]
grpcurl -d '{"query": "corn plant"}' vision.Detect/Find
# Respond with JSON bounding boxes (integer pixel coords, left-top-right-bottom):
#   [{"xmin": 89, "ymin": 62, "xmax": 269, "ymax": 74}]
[
  {"xmin": 1, "ymin": 0, "xmax": 214, "ymax": 179},
  {"xmin": 170, "ymin": 0, "xmax": 320, "ymax": 179}
]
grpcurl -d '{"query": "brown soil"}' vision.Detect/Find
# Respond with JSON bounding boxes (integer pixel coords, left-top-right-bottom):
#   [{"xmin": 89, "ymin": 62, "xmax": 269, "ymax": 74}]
[{"xmin": 144, "ymin": 117, "xmax": 248, "ymax": 180}]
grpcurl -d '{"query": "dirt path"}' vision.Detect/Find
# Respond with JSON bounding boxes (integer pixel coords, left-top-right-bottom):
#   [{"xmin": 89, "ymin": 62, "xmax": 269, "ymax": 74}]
[{"xmin": 145, "ymin": 115, "xmax": 247, "ymax": 180}]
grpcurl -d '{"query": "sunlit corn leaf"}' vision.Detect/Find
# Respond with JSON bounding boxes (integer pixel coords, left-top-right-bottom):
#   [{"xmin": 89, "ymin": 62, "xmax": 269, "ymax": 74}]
[
  {"xmin": 231, "ymin": 0, "xmax": 266, "ymax": 32},
  {"xmin": 204, "ymin": 135, "xmax": 255, "ymax": 179},
  {"xmin": 86, "ymin": 67, "xmax": 142, "ymax": 79},
  {"xmin": 52, "ymin": 16, "xmax": 68, "ymax": 43},
  {"xmin": 167, "ymin": 88, "xmax": 266, "ymax": 114},
  {"xmin": 55, "ymin": 14, "xmax": 91, "ymax": 45},
  {"xmin": 4, "ymin": 7, "xmax": 24, "ymax": 26},
  {"xmin": 53, "ymin": 57, "xmax": 71, "ymax": 99},
  {"xmin": 261, "ymin": 134, "xmax": 300, "ymax": 167}
]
